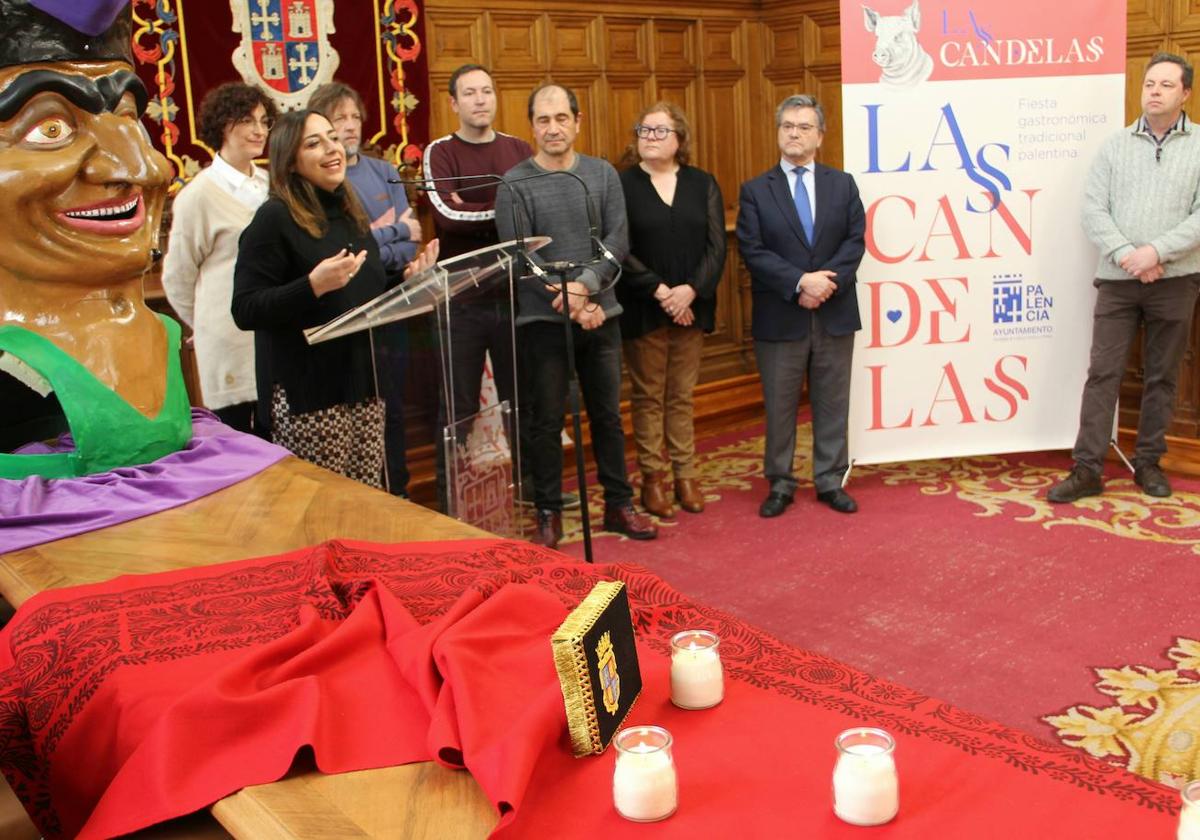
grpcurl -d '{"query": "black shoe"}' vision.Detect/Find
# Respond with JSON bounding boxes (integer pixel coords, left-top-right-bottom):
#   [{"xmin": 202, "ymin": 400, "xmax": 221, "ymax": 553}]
[
  {"xmin": 816, "ymin": 488, "xmax": 858, "ymax": 513},
  {"xmin": 534, "ymin": 509, "xmax": 562, "ymax": 549},
  {"xmin": 759, "ymin": 491, "xmax": 793, "ymax": 518},
  {"xmin": 1134, "ymin": 463, "xmax": 1171, "ymax": 498},
  {"xmin": 1047, "ymin": 466, "xmax": 1103, "ymax": 503}
]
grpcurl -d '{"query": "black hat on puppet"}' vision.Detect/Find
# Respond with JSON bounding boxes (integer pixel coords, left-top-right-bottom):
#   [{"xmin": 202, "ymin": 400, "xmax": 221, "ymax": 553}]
[{"xmin": 0, "ymin": 0, "xmax": 132, "ymax": 69}]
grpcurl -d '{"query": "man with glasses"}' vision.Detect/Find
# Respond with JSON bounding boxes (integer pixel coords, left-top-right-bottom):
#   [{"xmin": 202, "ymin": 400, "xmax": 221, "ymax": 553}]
[
  {"xmin": 309, "ymin": 81, "xmax": 421, "ymax": 496},
  {"xmin": 736, "ymin": 94, "xmax": 866, "ymax": 517}
]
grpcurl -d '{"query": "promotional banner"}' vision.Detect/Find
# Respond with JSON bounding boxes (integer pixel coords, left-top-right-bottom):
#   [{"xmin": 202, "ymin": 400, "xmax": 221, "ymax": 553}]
[{"xmin": 840, "ymin": 0, "xmax": 1126, "ymax": 464}]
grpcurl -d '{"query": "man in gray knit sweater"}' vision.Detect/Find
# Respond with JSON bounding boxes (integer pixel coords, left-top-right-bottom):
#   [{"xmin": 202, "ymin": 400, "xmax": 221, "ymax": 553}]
[
  {"xmin": 1049, "ymin": 52, "xmax": 1200, "ymax": 503},
  {"xmin": 496, "ymin": 83, "xmax": 657, "ymax": 548}
]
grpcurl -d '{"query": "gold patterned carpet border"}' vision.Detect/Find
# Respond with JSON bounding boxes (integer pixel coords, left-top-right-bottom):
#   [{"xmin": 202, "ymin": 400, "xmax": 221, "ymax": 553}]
[{"xmin": 1044, "ymin": 639, "xmax": 1200, "ymax": 788}]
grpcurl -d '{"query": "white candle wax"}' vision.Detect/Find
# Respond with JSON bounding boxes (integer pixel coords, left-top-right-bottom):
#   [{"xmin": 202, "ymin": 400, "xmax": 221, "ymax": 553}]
[
  {"xmin": 833, "ymin": 742, "xmax": 899, "ymax": 826},
  {"xmin": 670, "ymin": 642, "xmax": 724, "ymax": 710},
  {"xmin": 613, "ymin": 741, "xmax": 678, "ymax": 822},
  {"xmin": 1180, "ymin": 800, "xmax": 1200, "ymax": 840}
]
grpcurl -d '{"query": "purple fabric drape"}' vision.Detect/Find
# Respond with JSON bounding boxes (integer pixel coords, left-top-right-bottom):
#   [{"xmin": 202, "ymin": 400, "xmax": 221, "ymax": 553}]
[{"xmin": 0, "ymin": 409, "xmax": 290, "ymax": 554}]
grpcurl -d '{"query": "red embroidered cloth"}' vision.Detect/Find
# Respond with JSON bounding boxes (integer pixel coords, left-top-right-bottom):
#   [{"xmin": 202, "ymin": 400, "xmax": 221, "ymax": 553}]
[{"xmin": 0, "ymin": 540, "xmax": 1179, "ymax": 838}]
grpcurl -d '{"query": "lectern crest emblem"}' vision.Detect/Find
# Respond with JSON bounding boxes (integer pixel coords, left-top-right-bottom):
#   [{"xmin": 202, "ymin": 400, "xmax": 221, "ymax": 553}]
[
  {"xmin": 230, "ymin": 0, "xmax": 340, "ymax": 111},
  {"xmin": 596, "ymin": 632, "xmax": 621, "ymax": 714}
]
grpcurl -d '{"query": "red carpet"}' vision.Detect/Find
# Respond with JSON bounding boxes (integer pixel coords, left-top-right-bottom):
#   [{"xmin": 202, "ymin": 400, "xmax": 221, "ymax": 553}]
[{"xmin": 547, "ymin": 418, "xmax": 1200, "ymax": 789}]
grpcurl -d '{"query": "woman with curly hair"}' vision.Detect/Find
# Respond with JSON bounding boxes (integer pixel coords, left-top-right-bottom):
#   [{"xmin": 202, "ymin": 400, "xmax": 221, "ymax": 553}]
[
  {"xmin": 162, "ymin": 82, "xmax": 277, "ymax": 434},
  {"xmin": 232, "ymin": 109, "xmax": 437, "ymax": 486}
]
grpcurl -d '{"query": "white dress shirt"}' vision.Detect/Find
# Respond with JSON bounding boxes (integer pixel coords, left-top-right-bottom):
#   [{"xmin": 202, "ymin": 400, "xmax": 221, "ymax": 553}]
[{"xmin": 208, "ymin": 153, "xmax": 269, "ymax": 210}]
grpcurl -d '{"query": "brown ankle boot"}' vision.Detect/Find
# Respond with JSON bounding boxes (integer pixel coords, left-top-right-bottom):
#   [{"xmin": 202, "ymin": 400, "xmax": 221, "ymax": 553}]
[
  {"xmin": 674, "ymin": 477, "xmax": 705, "ymax": 513},
  {"xmin": 640, "ymin": 474, "xmax": 675, "ymax": 518}
]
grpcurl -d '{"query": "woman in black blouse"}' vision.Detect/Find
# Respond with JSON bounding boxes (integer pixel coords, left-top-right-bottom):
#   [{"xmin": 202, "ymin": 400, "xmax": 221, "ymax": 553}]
[
  {"xmin": 233, "ymin": 109, "xmax": 435, "ymax": 487},
  {"xmin": 618, "ymin": 102, "xmax": 727, "ymax": 517}
]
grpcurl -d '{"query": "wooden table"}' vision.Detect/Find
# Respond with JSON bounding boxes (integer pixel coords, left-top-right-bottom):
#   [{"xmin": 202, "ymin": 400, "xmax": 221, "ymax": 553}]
[{"xmin": 0, "ymin": 457, "xmax": 500, "ymax": 839}]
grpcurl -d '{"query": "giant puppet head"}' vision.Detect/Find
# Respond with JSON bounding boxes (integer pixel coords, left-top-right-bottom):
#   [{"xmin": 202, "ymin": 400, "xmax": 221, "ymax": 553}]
[{"xmin": 0, "ymin": 0, "xmax": 190, "ymax": 479}]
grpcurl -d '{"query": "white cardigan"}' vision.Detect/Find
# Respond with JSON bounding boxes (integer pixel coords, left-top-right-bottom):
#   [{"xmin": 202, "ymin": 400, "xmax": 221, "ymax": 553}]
[{"xmin": 161, "ymin": 168, "xmax": 263, "ymax": 410}]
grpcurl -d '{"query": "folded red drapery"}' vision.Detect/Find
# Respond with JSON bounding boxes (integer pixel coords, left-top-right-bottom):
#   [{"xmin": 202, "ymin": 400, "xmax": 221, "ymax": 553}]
[
  {"xmin": 0, "ymin": 539, "xmax": 577, "ymax": 838},
  {"xmin": 0, "ymin": 539, "xmax": 1180, "ymax": 838}
]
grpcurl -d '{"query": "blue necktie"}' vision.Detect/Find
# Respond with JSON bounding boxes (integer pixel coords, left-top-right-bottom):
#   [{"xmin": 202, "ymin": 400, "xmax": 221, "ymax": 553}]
[{"xmin": 793, "ymin": 166, "xmax": 814, "ymax": 245}]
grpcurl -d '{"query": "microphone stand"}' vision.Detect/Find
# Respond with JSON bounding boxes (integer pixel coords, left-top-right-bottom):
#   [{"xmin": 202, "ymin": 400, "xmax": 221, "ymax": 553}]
[
  {"xmin": 510, "ymin": 168, "xmax": 606, "ymax": 566},
  {"xmin": 542, "ymin": 259, "xmax": 594, "ymax": 564}
]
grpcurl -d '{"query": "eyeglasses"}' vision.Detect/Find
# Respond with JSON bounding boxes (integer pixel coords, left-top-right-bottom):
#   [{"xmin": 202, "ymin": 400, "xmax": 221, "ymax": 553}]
[
  {"xmin": 235, "ymin": 115, "xmax": 274, "ymax": 131},
  {"xmin": 634, "ymin": 124, "xmax": 678, "ymax": 140},
  {"xmin": 780, "ymin": 122, "xmax": 818, "ymax": 134}
]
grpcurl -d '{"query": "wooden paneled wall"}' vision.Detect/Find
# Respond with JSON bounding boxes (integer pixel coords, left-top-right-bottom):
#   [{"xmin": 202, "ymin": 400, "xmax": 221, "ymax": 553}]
[
  {"xmin": 424, "ymin": 0, "xmax": 766, "ymax": 386},
  {"xmin": 425, "ymin": 0, "xmax": 1200, "ymax": 457}
]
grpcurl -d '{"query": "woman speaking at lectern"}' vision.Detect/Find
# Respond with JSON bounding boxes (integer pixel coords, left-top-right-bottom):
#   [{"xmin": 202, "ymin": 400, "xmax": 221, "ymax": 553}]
[{"xmin": 233, "ymin": 109, "xmax": 436, "ymax": 486}]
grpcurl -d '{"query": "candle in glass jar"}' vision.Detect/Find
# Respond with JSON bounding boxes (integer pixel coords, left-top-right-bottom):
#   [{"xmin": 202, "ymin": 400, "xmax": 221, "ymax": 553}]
[
  {"xmin": 1180, "ymin": 780, "xmax": 1200, "ymax": 840},
  {"xmin": 670, "ymin": 630, "xmax": 724, "ymax": 710},
  {"xmin": 612, "ymin": 726, "xmax": 678, "ymax": 822},
  {"xmin": 832, "ymin": 728, "xmax": 899, "ymax": 826}
]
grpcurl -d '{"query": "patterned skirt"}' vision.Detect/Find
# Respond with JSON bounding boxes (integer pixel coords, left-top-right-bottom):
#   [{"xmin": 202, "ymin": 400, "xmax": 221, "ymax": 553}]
[{"xmin": 270, "ymin": 385, "xmax": 386, "ymax": 489}]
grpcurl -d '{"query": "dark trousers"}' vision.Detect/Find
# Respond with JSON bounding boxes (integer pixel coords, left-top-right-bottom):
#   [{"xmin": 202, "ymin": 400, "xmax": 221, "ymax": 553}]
[
  {"xmin": 519, "ymin": 317, "xmax": 632, "ymax": 511},
  {"xmin": 373, "ymin": 323, "xmax": 409, "ymax": 496},
  {"xmin": 1072, "ymin": 275, "xmax": 1200, "ymax": 473},
  {"xmin": 435, "ymin": 301, "xmax": 521, "ymax": 509},
  {"xmin": 754, "ymin": 313, "xmax": 854, "ymax": 495}
]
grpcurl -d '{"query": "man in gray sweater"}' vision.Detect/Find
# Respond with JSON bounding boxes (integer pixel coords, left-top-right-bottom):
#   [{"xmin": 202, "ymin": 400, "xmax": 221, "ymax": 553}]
[
  {"xmin": 1049, "ymin": 52, "xmax": 1200, "ymax": 502},
  {"xmin": 496, "ymin": 83, "xmax": 657, "ymax": 548}
]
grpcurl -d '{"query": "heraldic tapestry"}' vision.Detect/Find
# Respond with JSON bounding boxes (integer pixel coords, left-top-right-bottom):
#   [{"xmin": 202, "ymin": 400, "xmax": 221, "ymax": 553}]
[{"xmin": 130, "ymin": 0, "xmax": 429, "ymax": 190}]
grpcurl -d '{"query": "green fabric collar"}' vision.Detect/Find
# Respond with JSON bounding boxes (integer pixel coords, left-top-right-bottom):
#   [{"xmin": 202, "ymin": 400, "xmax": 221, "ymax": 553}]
[{"xmin": 0, "ymin": 315, "xmax": 192, "ymax": 479}]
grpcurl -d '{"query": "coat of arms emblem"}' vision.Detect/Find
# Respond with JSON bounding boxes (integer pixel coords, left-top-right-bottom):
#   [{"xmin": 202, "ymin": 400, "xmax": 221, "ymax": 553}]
[
  {"xmin": 596, "ymin": 631, "xmax": 621, "ymax": 714},
  {"xmin": 230, "ymin": 0, "xmax": 340, "ymax": 111}
]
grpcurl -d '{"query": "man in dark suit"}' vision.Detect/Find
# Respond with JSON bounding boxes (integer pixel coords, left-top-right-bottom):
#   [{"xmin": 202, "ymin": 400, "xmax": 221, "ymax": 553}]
[{"xmin": 737, "ymin": 94, "xmax": 866, "ymax": 517}]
